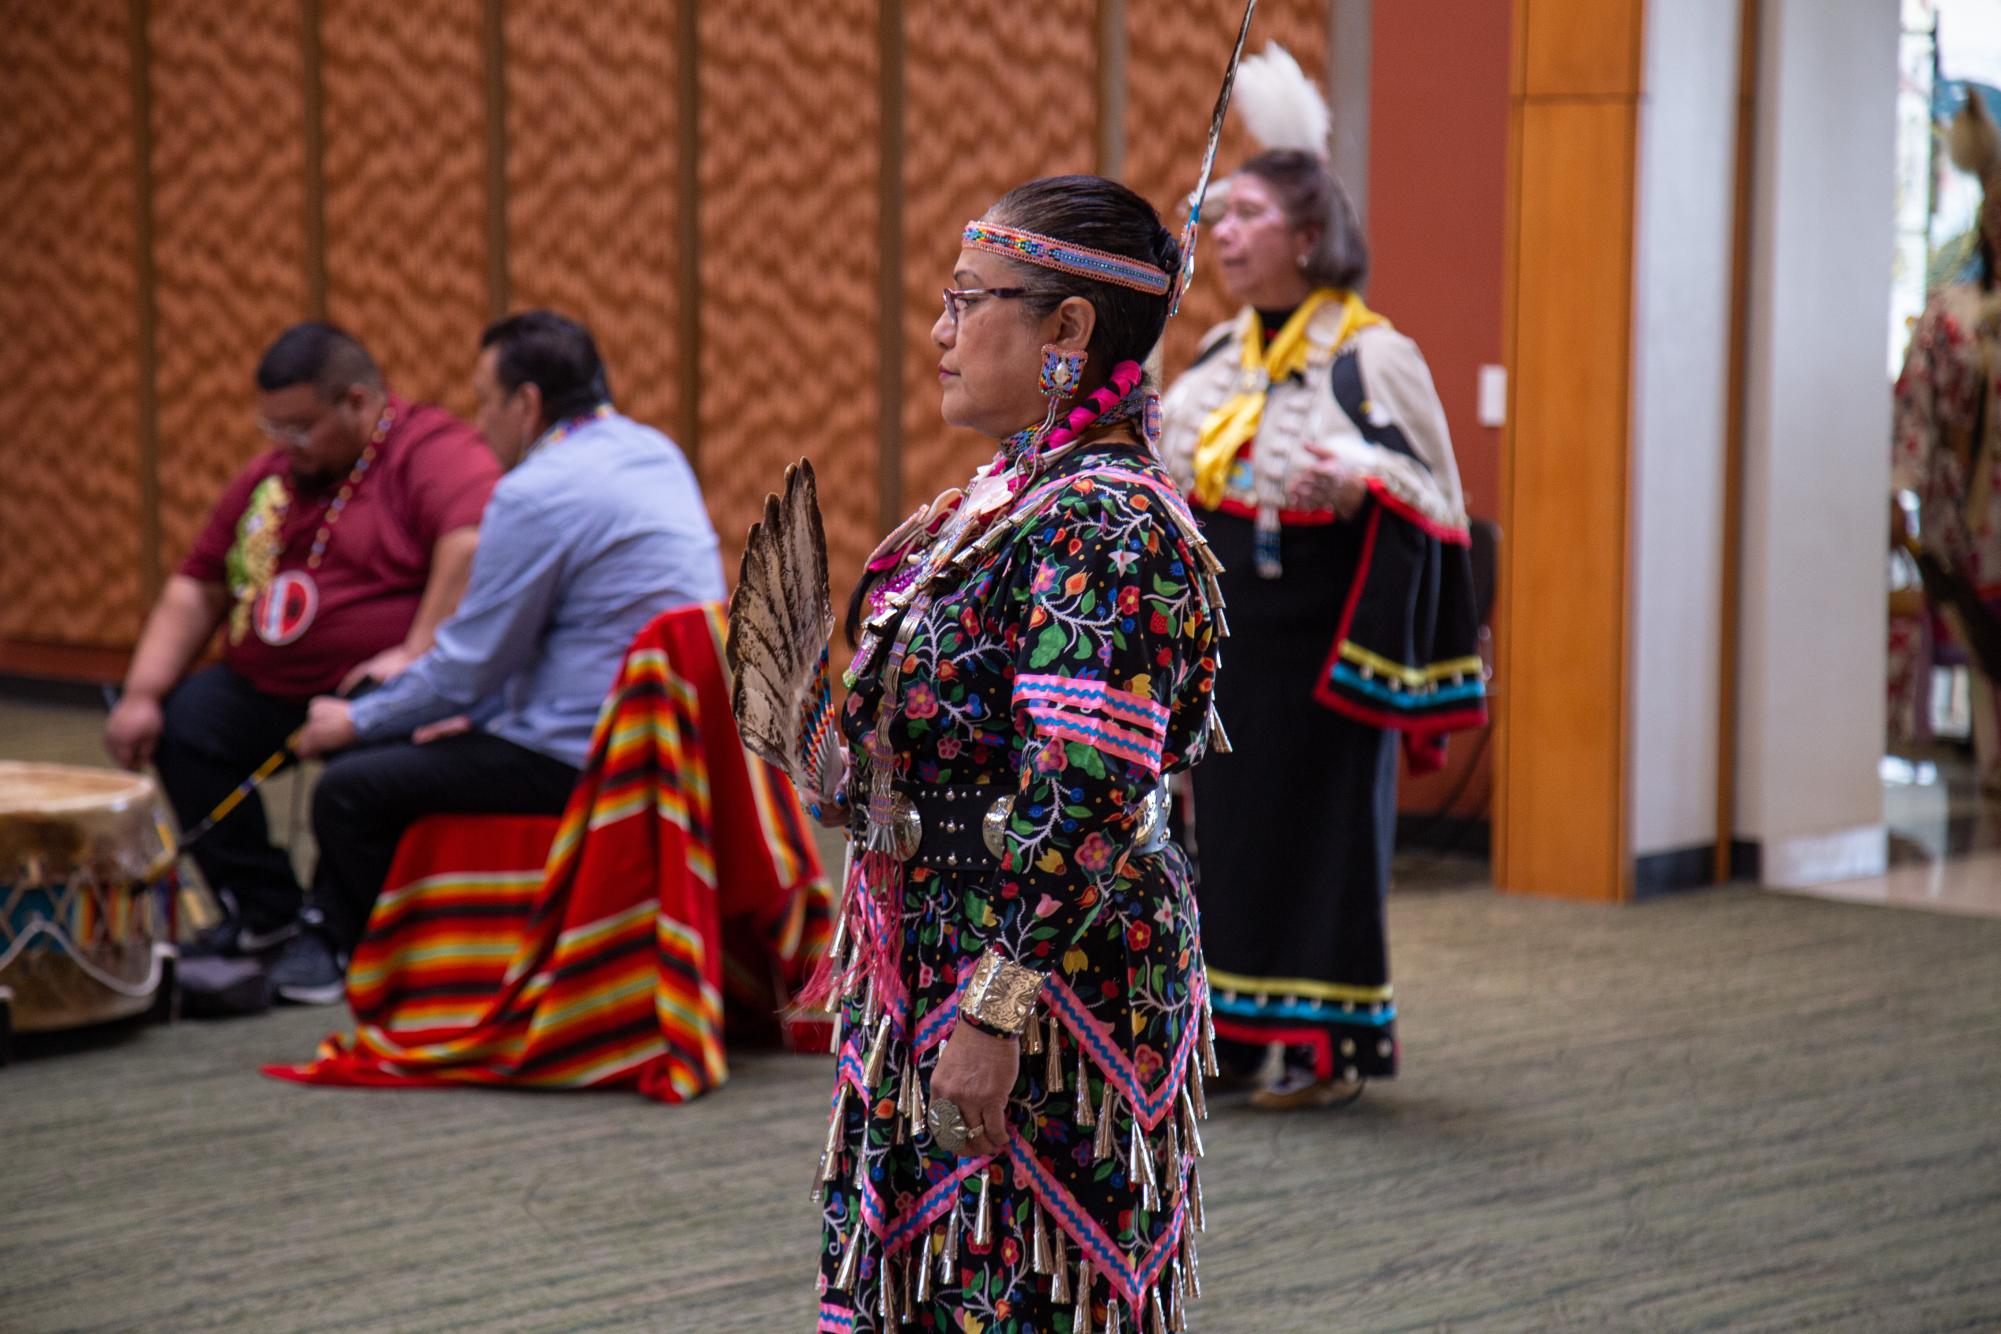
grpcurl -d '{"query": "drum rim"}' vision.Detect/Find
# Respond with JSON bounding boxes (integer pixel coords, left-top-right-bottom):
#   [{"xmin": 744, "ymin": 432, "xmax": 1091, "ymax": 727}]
[{"xmin": 0, "ymin": 760, "xmax": 158, "ymax": 815}]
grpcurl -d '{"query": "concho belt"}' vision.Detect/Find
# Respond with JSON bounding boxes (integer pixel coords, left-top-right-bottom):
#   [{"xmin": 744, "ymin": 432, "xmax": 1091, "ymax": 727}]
[{"xmin": 861, "ymin": 781, "xmax": 1171, "ymax": 872}]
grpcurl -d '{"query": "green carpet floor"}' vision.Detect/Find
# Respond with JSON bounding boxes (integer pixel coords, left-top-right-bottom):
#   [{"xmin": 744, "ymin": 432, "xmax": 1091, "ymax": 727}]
[{"xmin": 4, "ymin": 697, "xmax": 1999, "ymax": 1330}]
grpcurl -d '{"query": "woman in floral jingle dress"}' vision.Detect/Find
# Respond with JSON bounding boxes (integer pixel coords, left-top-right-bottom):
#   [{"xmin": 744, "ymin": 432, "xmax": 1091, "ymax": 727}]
[{"xmin": 812, "ymin": 176, "xmax": 1227, "ymax": 1334}]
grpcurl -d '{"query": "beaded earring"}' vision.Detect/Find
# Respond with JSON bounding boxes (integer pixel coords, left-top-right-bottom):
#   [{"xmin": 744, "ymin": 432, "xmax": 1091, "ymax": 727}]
[{"xmin": 1038, "ymin": 345, "xmax": 1088, "ymax": 433}]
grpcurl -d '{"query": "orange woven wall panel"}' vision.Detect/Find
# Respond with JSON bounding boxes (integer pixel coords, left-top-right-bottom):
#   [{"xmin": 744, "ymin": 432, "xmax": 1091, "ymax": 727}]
[
  {"xmin": 320, "ymin": 0, "xmax": 491, "ymax": 418},
  {"xmin": 0, "ymin": 0, "xmax": 145, "ymax": 648},
  {"xmin": 697, "ymin": 0, "xmax": 880, "ymax": 597},
  {"xmin": 1127, "ymin": 1, "xmax": 1328, "ymax": 378},
  {"xmin": 504, "ymin": 0, "xmax": 680, "ymax": 440},
  {"xmin": 148, "ymin": 0, "xmax": 313, "ymax": 581},
  {"xmin": 899, "ymin": 0, "xmax": 1098, "ymax": 515}
]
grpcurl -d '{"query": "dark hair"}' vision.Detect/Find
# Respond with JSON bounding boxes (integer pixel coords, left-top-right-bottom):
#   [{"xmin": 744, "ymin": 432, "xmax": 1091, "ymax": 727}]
[
  {"xmin": 254, "ymin": 322, "xmax": 381, "ymax": 397},
  {"xmin": 983, "ymin": 175, "xmax": 1182, "ymax": 379},
  {"xmin": 1238, "ymin": 149, "xmax": 1370, "ymax": 291},
  {"xmin": 479, "ymin": 309, "xmax": 612, "ymax": 423}
]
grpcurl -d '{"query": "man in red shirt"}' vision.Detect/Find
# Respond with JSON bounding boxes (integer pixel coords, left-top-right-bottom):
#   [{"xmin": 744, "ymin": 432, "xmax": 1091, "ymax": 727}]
[{"xmin": 104, "ymin": 322, "xmax": 500, "ymax": 956}]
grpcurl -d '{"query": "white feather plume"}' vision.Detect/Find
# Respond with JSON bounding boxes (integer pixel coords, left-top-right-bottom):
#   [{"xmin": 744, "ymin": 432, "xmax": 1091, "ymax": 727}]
[{"xmin": 1231, "ymin": 42, "xmax": 1330, "ymax": 157}]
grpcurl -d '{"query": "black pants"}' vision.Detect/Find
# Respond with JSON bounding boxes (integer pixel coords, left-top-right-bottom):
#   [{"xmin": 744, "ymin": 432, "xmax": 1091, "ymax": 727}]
[
  {"xmin": 153, "ymin": 665, "xmax": 310, "ymax": 933},
  {"xmin": 310, "ymin": 731, "xmax": 578, "ymax": 953}
]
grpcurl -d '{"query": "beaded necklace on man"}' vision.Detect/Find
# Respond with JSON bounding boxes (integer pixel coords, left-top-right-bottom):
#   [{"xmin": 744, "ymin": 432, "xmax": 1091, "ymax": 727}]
[
  {"xmin": 231, "ymin": 404, "xmax": 394, "ymax": 647},
  {"xmin": 523, "ymin": 402, "xmax": 613, "ymax": 459}
]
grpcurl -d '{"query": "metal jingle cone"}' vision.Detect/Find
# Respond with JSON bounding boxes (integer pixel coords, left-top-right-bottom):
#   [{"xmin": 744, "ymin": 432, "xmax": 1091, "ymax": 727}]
[
  {"xmin": 901, "ymin": 1244, "xmax": 916, "ymax": 1320},
  {"xmin": 1182, "ymin": 1213, "xmax": 1202, "ymax": 1298},
  {"xmin": 1150, "ymin": 1287, "xmax": 1169, "ymax": 1334},
  {"xmin": 1045, "ymin": 1019, "xmax": 1065, "ymax": 1092},
  {"xmin": 852, "ymin": 1135, "xmax": 870, "ymax": 1191},
  {"xmin": 1074, "ymin": 1044, "xmax": 1095, "ymax": 1126},
  {"xmin": 1105, "ymin": 1296, "xmax": 1124, "ymax": 1334},
  {"xmin": 862, "ymin": 1013, "xmax": 893, "ymax": 1088},
  {"xmin": 1198, "ymin": 997, "xmax": 1220, "ymax": 1078},
  {"xmin": 1170, "ymin": 1260, "xmax": 1190, "ymax": 1330},
  {"xmin": 821, "ymin": 1085, "xmax": 848, "ymax": 1182},
  {"xmin": 908, "ymin": 1059, "xmax": 927, "ymax": 1124},
  {"xmin": 862, "ymin": 974, "xmax": 880, "ymax": 1028},
  {"xmin": 971, "ymin": 1169, "xmax": 994, "ymax": 1248},
  {"xmin": 829, "ymin": 1007, "xmax": 845, "ymax": 1056},
  {"xmin": 1186, "ymin": 1050, "xmax": 1208, "ymax": 1120},
  {"xmin": 879, "ymin": 1251, "xmax": 898, "ymax": 1324},
  {"xmin": 915, "ymin": 1227, "xmax": 937, "ymax": 1303},
  {"xmin": 1129, "ymin": 1119, "xmax": 1156, "ymax": 1211},
  {"xmin": 826, "ymin": 884, "xmax": 851, "ymax": 962},
  {"xmin": 1190, "ymin": 1165, "xmax": 1206, "ymax": 1233},
  {"xmin": 940, "ymin": 1204, "xmax": 962, "ymax": 1282},
  {"xmin": 895, "ymin": 1063, "xmax": 914, "ymax": 1140},
  {"xmin": 1165, "ymin": 1118, "xmax": 1183, "ymax": 1194},
  {"xmin": 1073, "ymin": 1260, "xmax": 1095, "ymax": 1334},
  {"xmin": 1022, "ymin": 1009, "xmax": 1044, "ymax": 1056},
  {"xmin": 833, "ymin": 1215, "xmax": 865, "ymax": 1292},
  {"xmin": 1049, "ymin": 1223, "xmax": 1071, "ymax": 1302},
  {"xmin": 1031, "ymin": 1200, "xmax": 1055, "ymax": 1275},
  {"xmin": 1180, "ymin": 1087, "xmax": 1205, "ymax": 1159},
  {"xmin": 1092, "ymin": 1085, "xmax": 1120, "ymax": 1162}
]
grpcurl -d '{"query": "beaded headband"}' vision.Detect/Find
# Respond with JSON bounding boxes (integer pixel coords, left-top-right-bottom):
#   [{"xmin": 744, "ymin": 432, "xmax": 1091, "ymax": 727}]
[{"xmin": 961, "ymin": 221, "xmax": 1172, "ymax": 296}]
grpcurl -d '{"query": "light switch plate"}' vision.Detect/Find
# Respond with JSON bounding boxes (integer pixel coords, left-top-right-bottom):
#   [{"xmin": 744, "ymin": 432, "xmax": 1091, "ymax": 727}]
[{"xmin": 1477, "ymin": 364, "xmax": 1507, "ymax": 428}]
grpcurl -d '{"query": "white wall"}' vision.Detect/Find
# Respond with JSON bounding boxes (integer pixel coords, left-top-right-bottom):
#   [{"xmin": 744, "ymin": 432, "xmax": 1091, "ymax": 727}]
[
  {"xmin": 1628, "ymin": 0, "xmax": 1743, "ymax": 859},
  {"xmin": 1736, "ymin": 0, "xmax": 1897, "ymax": 883}
]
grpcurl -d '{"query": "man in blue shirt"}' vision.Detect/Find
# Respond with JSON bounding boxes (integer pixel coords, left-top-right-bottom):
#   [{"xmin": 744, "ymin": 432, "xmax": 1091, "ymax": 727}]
[{"xmin": 277, "ymin": 310, "xmax": 726, "ymax": 1002}]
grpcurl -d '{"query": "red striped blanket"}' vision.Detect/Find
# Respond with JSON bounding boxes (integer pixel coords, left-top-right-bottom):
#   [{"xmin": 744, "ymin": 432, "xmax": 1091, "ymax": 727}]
[{"xmin": 264, "ymin": 603, "xmax": 831, "ymax": 1101}]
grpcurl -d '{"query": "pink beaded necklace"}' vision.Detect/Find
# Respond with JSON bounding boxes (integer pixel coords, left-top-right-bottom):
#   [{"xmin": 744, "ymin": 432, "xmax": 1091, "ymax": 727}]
[{"xmin": 303, "ymin": 405, "xmax": 395, "ymax": 571}]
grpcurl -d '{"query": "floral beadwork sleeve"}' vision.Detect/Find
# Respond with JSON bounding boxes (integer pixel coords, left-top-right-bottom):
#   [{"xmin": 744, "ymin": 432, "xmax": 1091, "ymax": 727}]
[{"xmin": 982, "ymin": 475, "xmax": 1218, "ymax": 972}]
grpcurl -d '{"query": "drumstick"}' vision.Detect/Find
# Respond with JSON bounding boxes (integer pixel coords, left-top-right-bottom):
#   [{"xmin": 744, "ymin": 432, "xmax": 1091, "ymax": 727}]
[{"xmin": 175, "ymin": 732, "xmax": 303, "ymax": 848}]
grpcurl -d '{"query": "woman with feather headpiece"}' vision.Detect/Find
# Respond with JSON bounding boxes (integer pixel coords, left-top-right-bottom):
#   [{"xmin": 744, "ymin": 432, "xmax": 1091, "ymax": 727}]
[
  {"xmin": 1159, "ymin": 44, "xmax": 1487, "ymax": 1110},
  {"xmin": 1890, "ymin": 90, "xmax": 2001, "ymax": 792}
]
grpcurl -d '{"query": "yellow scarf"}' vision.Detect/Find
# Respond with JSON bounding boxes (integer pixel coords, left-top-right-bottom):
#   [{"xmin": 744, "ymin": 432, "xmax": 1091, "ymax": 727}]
[{"xmin": 1190, "ymin": 288, "xmax": 1385, "ymax": 509}]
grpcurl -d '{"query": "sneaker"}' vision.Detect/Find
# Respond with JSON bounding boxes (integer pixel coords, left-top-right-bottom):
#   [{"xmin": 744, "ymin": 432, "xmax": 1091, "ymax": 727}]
[
  {"xmin": 179, "ymin": 891, "xmax": 301, "ymax": 959},
  {"xmin": 268, "ymin": 928, "xmax": 348, "ymax": 1005},
  {"xmin": 235, "ymin": 917, "xmax": 301, "ymax": 955}
]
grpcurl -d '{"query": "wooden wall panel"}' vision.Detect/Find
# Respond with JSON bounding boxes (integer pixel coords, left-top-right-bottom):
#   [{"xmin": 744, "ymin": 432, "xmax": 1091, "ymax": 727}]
[
  {"xmin": 1497, "ymin": 97, "xmax": 1636, "ymax": 901},
  {"xmin": 504, "ymin": 0, "xmax": 680, "ymax": 440},
  {"xmin": 148, "ymin": 0, "xmax": 312, "ymax": 579},
  {"xmin": 320, "ymin": 0, "xmax": 490, "ymax": 416},
  {"xmin": 0, "ymin": 0, "xmax": 145, "ymax": 649},
  {"xmin": 898, "ymin": 0, "xmax": 1097, "ymax": 516},
  {"xmin": 697, "ymin": 0, "xmax": 880, "ymax": 593},
  {"xmin": 1519, "ymin": 0, "xmax": 1644, "ymax": 98},
  {"xmin": 1126, "ymin": 0, "xmax": 1329, "ymax": 378}
]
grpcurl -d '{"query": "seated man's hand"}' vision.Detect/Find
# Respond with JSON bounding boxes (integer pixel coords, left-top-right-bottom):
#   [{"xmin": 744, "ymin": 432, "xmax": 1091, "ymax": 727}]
[
  {"xmin": 293, "ymin": 696, "xmax": 358, "ymax": 759},
  {"xmin": 412, "ymin": 715, "xmax": 473, "ymax": 745},
  {"xmin": 340, "ymin": 645, "xmax": 417, "ymax": 697},
  {"xmin": 104, "ymin": 693, "xmax": 165, "ymax": 771}
]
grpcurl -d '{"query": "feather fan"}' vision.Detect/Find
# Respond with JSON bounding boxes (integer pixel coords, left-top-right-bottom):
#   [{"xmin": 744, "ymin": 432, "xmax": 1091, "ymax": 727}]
[{"xmin": 727, "ymin": 460, "xmax": 837, "ymax": 803}]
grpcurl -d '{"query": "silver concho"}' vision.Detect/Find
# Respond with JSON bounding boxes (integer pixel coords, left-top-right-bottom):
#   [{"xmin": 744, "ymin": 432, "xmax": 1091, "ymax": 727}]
[
  {"xmin": 1133, "ymin": 787, "xmax": 1166, "ymax": 850},
  {"xmin": 982, "ymin": 795, "xmax": 1015, "ymax": 859},
  {"xmin": 869, "ymin": 789, "xmax": 923, "ymax": 862}
]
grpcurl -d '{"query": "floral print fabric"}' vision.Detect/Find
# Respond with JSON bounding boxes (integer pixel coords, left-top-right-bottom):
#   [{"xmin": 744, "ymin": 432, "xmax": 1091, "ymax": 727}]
[{"xmin": 815, "ymin": 439, "xmax": 1222, "ymax": 1333}]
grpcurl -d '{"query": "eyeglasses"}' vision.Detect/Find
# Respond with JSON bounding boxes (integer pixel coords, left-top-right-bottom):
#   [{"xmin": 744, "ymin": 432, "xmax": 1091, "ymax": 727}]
[
  {"xmin": 255, "ymin": 401, "xmax": 339, "ymax": 449},
  {"xmin": 941, "ymin": 286, "xmax": 1029, "ymax": 331}
]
